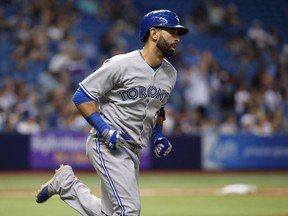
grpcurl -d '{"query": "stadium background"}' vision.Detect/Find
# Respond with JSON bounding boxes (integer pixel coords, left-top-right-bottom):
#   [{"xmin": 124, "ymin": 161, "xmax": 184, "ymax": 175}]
[
  {"xmin": 0, "ymin": 0, "xmax": 288, "ymax": 215},
  {"xmin": 1, "ymin": 0, "xmax": 288, "ymax": 138}
]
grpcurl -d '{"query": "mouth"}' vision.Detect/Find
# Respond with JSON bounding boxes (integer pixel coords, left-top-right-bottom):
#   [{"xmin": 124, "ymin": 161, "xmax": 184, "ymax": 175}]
[{"xmin": 170, "ymin": 44, "xmax": 177, "ymax": 51}]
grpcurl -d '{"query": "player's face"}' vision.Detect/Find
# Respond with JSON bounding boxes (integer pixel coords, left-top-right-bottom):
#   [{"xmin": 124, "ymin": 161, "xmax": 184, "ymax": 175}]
[{"xmin": 156, "ymin": 28, "xmax": 180, "ymax": 58}]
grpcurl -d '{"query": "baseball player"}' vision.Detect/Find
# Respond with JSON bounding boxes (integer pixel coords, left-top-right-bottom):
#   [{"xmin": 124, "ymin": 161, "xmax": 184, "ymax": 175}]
[{"xmin": 36, "ymin": 10, "xmax": 189, "ymax": 216}]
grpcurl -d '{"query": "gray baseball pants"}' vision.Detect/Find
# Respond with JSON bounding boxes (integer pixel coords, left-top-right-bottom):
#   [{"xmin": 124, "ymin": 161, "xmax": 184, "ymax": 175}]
[{"xmin": 57, "ymin": 133, "xmax": 141, "ymax": 216}]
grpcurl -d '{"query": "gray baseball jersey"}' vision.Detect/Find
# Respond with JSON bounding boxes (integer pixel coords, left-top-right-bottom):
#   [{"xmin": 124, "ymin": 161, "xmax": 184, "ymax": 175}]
[
  {"xmin": 54, "ymin": 50, "xmax": 177, "ymax": 216},
  {"xmin": 80, "ymin": 50, "xmax": 177, "ymax": 148}
]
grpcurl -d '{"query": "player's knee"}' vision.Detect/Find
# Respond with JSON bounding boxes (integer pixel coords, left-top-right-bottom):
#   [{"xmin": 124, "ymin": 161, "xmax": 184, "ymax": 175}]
[
  {"xmin": 130, "ymin": 201, "xmax": 141, "ymax": 215},
  {"xmin": 120, "ymin": 199, "xmax": 141, "ymax": 216},
  {"xmin": 123, "ymin": 207, "xmax": 141, "ymax": 216}
]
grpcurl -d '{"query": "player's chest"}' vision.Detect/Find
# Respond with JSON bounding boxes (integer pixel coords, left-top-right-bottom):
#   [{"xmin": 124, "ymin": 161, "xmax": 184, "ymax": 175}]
[
  {"xmin": 115, "ymin": 71, "xmax": 172, "ymax": 104},
  {"xmin": 123, "ymin": 70, "xmax": 171, "ymax": 90}
]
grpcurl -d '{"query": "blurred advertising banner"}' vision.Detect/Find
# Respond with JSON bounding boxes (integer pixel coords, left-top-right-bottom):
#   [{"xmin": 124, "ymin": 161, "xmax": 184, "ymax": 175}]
[
  {"xmin": 202, "ymin": 132, "xmax": 288, "ymax": 170},
  {"xmin": 30, "ymin": 131, "xmax": 151, "ymax": 170},
  {"xmin": 30, "ymin": 131, "xmax": 91, "ymax": 170}
]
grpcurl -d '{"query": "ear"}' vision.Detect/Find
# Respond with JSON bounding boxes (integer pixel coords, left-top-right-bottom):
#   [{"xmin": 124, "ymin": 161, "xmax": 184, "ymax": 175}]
[{"xmin": 150, "ymin": 27, "xmax": 159, "ymax": 41}]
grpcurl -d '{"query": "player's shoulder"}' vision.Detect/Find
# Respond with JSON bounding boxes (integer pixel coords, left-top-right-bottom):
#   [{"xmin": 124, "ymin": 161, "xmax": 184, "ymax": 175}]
[
  {"xmin": 160, "ymin": 58, "xmax": 177, "ymax": 86},
  {"xmin": 162, "ymin": 58, "xmax": 175, "ymax": 68},
  {"xmin": 161, "ymin": 58, "xmax": 177, "ymax": 74},
  {"xmin": 110, "ymin": 50, "xmax": 140, "ymax": 62}
]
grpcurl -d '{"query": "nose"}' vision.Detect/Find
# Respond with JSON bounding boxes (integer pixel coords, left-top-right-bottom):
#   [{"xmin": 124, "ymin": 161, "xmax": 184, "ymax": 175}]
[{"xmin": 174, "ymin": 35, "xmax": 180, "ymax": 43}]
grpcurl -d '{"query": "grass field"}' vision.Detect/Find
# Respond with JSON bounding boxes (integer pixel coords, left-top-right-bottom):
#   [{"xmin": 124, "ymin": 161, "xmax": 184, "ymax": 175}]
[{"xmin": 0, "ymin": 170, "xmax": 288, "ymax": 216}]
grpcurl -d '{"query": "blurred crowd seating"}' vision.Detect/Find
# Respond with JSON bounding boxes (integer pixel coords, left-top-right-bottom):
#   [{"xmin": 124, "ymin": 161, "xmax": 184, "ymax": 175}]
[{"xmin": 0, "ymin": 0, "xmax": 288, "ymax": 136}]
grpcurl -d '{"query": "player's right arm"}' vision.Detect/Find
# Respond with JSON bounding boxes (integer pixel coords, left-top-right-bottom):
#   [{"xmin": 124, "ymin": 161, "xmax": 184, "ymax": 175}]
[
  {"xmin": 72, "ymin": 87, "xmax": 129, "ymax": 149},
  {"xmin": 72, "ymin": 88, "xmax": 99, "ymax": 118}
]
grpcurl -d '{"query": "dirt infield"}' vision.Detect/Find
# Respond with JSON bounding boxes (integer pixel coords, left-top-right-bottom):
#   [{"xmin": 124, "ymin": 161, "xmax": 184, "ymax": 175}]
[
  {"xmin": 144, "ymin": 187, "xmax": 288, "ymax": 196},
  {"xmin": 1, "ymin": 187, "xmax": 288, "ymax": 198},
  {"xmin": 268, "ymin": 214, "xmax": 288, "ymax": 216}
]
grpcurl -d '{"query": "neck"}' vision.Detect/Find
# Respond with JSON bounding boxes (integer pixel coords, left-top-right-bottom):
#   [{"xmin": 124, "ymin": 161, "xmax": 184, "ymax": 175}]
[{"xmin": 141, "ymin": 44, "xmax": 163, "ymax": 66}]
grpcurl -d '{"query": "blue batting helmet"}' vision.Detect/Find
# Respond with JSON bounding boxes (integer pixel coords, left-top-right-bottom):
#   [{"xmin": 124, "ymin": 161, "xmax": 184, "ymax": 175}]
[{"xmin": 139, "ymin": 10, "xmax": 189, "ymax": 42}]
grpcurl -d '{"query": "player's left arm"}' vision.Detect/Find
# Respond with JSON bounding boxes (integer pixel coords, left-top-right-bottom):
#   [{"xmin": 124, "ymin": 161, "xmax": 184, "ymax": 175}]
[{"xmin": 151, "ymin": 107, "xmax": 172, "ymax": 158}]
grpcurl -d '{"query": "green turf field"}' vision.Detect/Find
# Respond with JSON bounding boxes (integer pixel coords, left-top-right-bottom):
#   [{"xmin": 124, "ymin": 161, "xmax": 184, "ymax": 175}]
[{"xmin": 0, "ymin": 171, "xmax": 288, "ymax": 216}]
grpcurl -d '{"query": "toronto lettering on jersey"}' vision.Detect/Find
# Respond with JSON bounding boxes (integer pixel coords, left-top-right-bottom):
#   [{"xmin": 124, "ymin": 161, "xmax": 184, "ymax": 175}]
[{"xmin": 117, "ymin": 85, "xmax": 169, "ymax": 103}]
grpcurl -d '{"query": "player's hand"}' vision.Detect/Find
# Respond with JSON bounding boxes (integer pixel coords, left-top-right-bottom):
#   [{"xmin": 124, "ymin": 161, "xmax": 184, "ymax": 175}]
[
  {"xmin": 102, "ymin": 129, "xmax": 130, "ymax": 149},
  {"xmin": 154, "ymin": 137, "xmax": 172, "ymax": 158}
]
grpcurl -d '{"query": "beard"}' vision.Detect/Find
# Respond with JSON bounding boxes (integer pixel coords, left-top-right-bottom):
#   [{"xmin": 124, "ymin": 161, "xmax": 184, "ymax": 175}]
[{"xmin": 156, "ymin": 34, "xmax": 175, "ymax": 58}]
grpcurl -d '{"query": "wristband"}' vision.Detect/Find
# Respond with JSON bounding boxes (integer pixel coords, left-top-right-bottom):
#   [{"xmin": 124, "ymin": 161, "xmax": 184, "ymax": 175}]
[
  {"xmin": 86, "ymin": 112, "xmax": 111, "ymax": 134},
  {"xmin": 151, "ymin": 124, "xmax": 163, "ymax": 143}
]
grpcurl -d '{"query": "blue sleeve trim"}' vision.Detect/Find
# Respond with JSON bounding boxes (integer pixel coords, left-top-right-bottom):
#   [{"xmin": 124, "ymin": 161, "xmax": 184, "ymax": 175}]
[
  {"xmin": 72, "ymin": 87, "xmax": 94, "ymax": 106},
  {"xmin": 79, "ymin": 83, "xmax": 97, "ymax": 101}
]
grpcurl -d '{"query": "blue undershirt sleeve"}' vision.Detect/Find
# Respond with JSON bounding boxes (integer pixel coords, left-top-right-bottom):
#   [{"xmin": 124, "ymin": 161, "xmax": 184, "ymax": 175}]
[{"xmin": 72, "ymin": 87, "xmax": 94, "ymax": 106}]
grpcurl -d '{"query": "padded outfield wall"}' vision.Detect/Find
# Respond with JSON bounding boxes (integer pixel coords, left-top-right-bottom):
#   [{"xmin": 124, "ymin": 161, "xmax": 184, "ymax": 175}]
[
  {"xmin": 0, "ymin": 131, "xmax": 200, "ymax": 170},
  {"xmin": 0, "ymin": 131, "xmax": 288, "ymax": 170}
]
